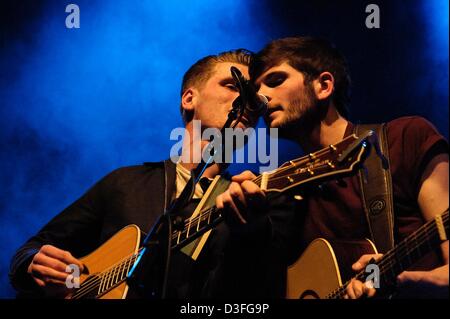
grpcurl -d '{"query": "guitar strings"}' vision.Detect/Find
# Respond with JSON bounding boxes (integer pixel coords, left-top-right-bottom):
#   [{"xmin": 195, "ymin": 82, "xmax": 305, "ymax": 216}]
[
  {"xmin": 174, "ymin": 134, "xmax": 363, "ymax": 237},
  {"xmin": 72, "ymin": 254, "xmax": 139, "ymax": 299},
  {"xmin": 72, "ymin": 208, "xmax": 447, "ymax": 298},
  {"xmin": 74, "ymin": 199, "xmax": 232, "ymax": 298},
  {"xmin": 328, "ymin": 213, "xmax": 447, "ymax": 298},
  {"xmin": 72, "ymin": 193, "xmax": 447, "ymax": 298},
  {"xmin": 71, "ymin": 251, "xmax": 140, "ymax": 299},
  {"xmin": 327, "ymin": 212, "xmax": 448, "ymax": 298},
  {"xmin": 329, "ymin": 215, "xmax": 446, "ymax": 298},
  {"xmin": 71, "ymin": 256, "xmax": 132, "ymax": 299},
  {"xmin": 176, "ymin": 134, "xmax": 361, "ymax": 238},
  {"xmin": 378, "ymin": 212, "xmax": 448, "ymax": 273},
  {"xmin": 374, "ymin": 211, "xmax": 448, "ymax": 275},
  {"xmin": 72, "ymin": 136, "xmax": 366, "ymax": 299},
  {"xmin": 175, "ymin": 161, "xmax": 335, "ymax": 241}
]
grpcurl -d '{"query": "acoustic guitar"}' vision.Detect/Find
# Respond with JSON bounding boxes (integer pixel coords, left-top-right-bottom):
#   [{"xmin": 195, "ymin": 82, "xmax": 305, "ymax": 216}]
[
  {"xmin": 68, "ymin": 131, "xmax": 374, "ymax": 299},
  {"xmin": 286, "ymin": 209, "xmax": 449, "ymax": 299}
]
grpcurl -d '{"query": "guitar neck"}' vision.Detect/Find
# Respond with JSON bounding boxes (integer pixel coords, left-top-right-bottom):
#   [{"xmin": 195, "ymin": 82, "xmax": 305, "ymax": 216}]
[
  {"xmin": 328, "ymin": 210, "xmax": 449, "ymax": 299},
  {"xmin": 172, "ymin": 133, "xmax": 371, "ymax": 250},
  {"xmin": 377, "ymin": 211, "xmax": 448, "ymax": 284},
  {"xmin": 170, "ymin": 169, "xmax": 273, "ymax": 250},
  {"xmin": 171, "ymin": 205, "xmax": 224, "ymax": 250},
  {"xmin": 74, "ymin": 132, "xmax": 372, "ymax": 298}
]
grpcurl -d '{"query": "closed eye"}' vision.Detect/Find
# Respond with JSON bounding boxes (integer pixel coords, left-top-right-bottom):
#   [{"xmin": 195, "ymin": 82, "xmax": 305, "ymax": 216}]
[
  {"xmin": 263, "ymin": 72, "xmax": 287, "ymax": 88},
  {"xmin": 224, "ymin": 83, "xmax": 238, "ymax": 91}
]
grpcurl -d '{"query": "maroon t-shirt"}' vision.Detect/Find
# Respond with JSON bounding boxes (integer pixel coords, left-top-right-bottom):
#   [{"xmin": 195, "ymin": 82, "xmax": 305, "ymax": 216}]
[{"xmin": 298, "ymin": 116, "xmax": 448, "ymax": 270}]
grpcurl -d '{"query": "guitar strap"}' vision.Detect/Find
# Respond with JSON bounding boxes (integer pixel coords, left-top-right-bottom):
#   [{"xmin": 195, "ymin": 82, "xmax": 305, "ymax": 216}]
[
  {"xmin": 355, "ymin": 123, "xmax": 395, "ymax": 253},
  {"xmin": 180, "ymin": 175, "xmax": 231, "ymax": 260}
]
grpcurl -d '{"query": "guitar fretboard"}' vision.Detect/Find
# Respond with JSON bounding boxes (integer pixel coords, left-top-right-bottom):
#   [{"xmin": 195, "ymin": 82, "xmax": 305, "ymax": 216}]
[
  {"xmin": 327, "ymin": 210, "xmax": 449, "ymax": 299},
  {"xmin": 170, "ymin": 133, "xmax": 367, "ymax": 249},
  {"xmin": 71, "ymin": 133, "xmax": 370, "ymax": 299},
  {"xmin": 171, "ymin": 206, "xmax": 224, "ymax": 249}
]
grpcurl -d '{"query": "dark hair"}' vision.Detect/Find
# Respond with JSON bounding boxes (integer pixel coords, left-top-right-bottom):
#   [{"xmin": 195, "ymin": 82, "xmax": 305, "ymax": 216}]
[
  {"xmin": 249, "ymin": 36, "xmax": 351, "ymax": 118},
  {"xmin": 180, "ymin": 49, "xmax": 253, "ymax": 124}
]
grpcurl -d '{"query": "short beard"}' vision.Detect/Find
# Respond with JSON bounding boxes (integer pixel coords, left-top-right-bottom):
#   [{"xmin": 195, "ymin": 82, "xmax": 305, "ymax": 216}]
[{"xmin": 277, "ymin": 82, "xmax": 326, "ymax": 138}]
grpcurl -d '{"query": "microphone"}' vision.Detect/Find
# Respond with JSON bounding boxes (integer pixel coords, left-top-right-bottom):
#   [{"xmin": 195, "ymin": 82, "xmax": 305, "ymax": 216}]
[{"xmin": 230, "ymin": 66, "xmax": 268, "ymax": 122}]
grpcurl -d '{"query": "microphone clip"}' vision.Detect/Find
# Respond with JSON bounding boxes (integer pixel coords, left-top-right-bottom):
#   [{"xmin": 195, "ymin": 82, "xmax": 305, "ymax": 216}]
[{"xmin": 230, "ymin": 66, "xmax": 268, "ymax": 125}]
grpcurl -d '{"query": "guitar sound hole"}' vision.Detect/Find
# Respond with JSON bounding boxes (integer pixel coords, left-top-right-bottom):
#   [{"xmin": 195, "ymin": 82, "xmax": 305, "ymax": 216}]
[{"xmin": 299, "ymin": 290, "xmax": 320, "ymax": 299}]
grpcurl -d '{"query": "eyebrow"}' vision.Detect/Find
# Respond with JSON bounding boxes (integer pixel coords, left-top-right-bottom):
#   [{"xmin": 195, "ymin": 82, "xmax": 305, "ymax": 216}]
[
  {"xmin": 219, "ymin": 77, "xmax": 237, "ymax": 84},
  {"xmin": 265, "ymin": 70, "xmax": 286, "ymax": 78},
  {"xmin": 257, "ymin": 70, "xmax": 285, "ymax": 84}
]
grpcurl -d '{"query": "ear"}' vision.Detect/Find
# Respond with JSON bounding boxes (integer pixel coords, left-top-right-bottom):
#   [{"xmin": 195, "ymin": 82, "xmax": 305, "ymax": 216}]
[
  {"xmin": 181, "ymin": 88, "xmax": 197, "ymax": 113},
  {"xmin": 313, "ymin": 72, "xmax": 334, "ymax": 101}
]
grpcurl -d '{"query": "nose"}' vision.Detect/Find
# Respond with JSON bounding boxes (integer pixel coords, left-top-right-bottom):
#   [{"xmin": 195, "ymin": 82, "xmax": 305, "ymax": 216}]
[{"xmin": 257, "ymin": 86, "xmax": 272, "ymax": 103}]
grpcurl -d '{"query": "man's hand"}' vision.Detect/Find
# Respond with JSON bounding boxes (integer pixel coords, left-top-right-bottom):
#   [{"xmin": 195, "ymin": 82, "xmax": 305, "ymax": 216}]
[
  {"xmin": 396, "ymin": 264, "xmax": 449, "ymax": 298},
  {"xmin": 215, "ymin": 170, "xmax": 266, "ymax": 225},
  {"xmin": 344, "ymin": 253, "xmax": 382, "ymax": 299},
  {"xmin": 345, "ymin": 253, "xmax": 449, "ymax": 299},
  {"xmin": 27, "ymin": 244, "xmax": 85, "ymax": 297}
]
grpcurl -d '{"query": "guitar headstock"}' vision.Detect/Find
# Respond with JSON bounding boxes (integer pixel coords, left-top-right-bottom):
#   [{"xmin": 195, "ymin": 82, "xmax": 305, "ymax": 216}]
[{"xmin": 259, "ymin": 132, "xmax": 373, "ymax": 193}]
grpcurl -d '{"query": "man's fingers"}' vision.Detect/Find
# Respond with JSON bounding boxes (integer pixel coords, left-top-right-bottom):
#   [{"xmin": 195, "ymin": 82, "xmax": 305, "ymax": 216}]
[
  {"xmin": 366, "ymin": 285, "xmax": 377, "ymax": 298},
  {"xmin": 346, "ymin": 279, "xmax": 365, "ymax": 299},
  {"xmin": 34, "ymin": 277, "xmax": 46, "ymax": 288},
  {"xmin": 231, "ymin": 170, "xmax": 256, "ymax": 183},
  {"xmin": 30, "ymin": 264, "xmax": 69, "ymax": 282},
  {"xmin": 221, "ymin": 190, "xmax": 247, "ymax": 224},
  {"xmin": 32, "ymin": 253, "xmax": 68, "ymax": 273},
  {"xmin": 346, "ymin": 281, "xmax": 357, "ymax": 299},
  {"xmin": 241, "ymin": 180, "xmax": 265, "ymax": 198},
  {"xmin": 26, "ymin": 245, "xmax": 82, "ymax": 298},
  {"xmin": 216, "ymin": 172, "xmax": 264, "ymax": 226},
  {"xmin": 240, "ymin": 181, "xmax": 266, "ymax": 213},
  {"xmin": 353, "ymin": 280, "xmax": 364, "ymax": 298},
  {"xmin": 345, "ymin": 278, "xmax": 378, "ymax": 299},
  {"xmin": 40, "ymin": 245, "xmax": 84, "ymax": 271},
  {"xmin": 397, "ymin": 270, "xmax": 425, "ymax": 286},
  {"xmin": 352, "ymin": 253, "xmax": 383, "ymax": 271},
  {"xmin": 362, "ymin": 280, "xmax": 377, "ymax": 298},
  {"xmin": 229, "ymin": 182, "xmax": 246, "ymax": 206},
  {"xmin": 216, "ymin": 194, "xmax": 224, "ymax": 210}
]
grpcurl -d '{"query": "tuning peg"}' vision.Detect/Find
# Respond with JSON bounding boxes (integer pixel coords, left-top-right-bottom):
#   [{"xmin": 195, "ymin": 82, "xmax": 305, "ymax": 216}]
[{"xmin": 327, "ymin": 160, "xmax": 335, "ymax": 168}]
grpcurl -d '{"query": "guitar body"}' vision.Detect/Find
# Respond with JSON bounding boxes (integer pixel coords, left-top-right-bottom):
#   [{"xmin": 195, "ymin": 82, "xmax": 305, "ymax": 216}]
[
  {"xmin": 70, "ymin": 177, "xmax": 229, "ymax": 299},
  {"xmin": 286, "ymin": 238, "xmax": 377, "ymax": 299},
  {"xmin": 77, "ymin": 224, "xmax": 141, "ymax": 299}
]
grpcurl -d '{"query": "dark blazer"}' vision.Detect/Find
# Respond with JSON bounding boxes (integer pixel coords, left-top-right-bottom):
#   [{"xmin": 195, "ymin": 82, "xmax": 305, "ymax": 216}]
[{"xmin": 9, "ymin": 160, "xmax": 180, "ymax": 296}]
